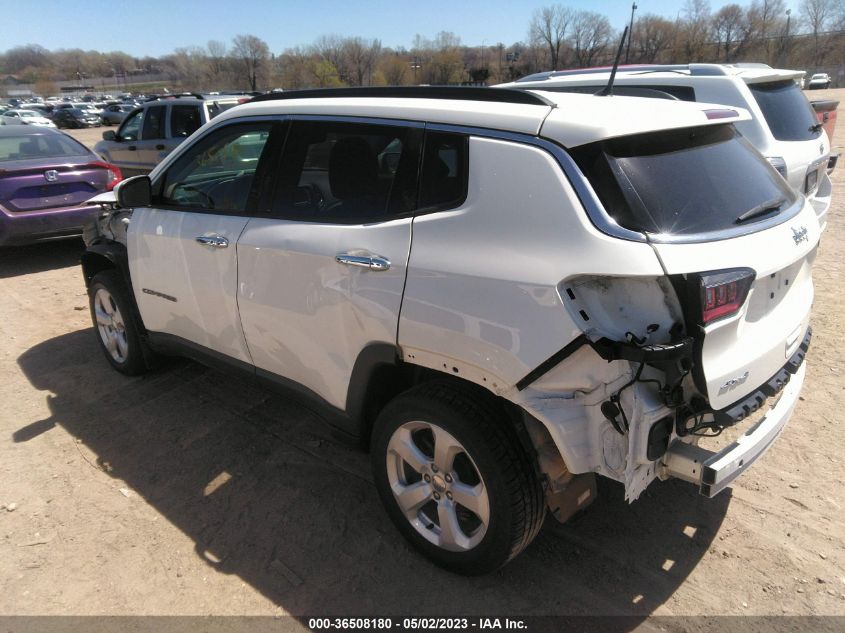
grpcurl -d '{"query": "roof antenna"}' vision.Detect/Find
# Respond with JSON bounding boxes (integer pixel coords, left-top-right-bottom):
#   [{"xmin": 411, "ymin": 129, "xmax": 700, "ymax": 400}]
[{"xmin": 597, "ymin": 26, "xmax": 629, "ymax": 96}]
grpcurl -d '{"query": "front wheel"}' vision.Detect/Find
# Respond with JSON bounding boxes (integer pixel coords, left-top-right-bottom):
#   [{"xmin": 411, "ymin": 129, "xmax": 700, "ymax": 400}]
[
  {"xmin": 88, "ymin": 270, "xmax": 151, "ymax": 375},
  {"xmin": 371, "ymin": 382, "xmax": 545, "ymax": 574}
]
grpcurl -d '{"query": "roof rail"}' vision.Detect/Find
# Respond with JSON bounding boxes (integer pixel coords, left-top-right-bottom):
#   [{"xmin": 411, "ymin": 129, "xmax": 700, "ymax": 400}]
[
  {"xmin": 143, "ymin": 92, "xmax": 206, "ymax": 102},
  {"xmin": 516, "ymin": 63, "xmax": 743, "ymax": 82},
  {"xmin": 249, "ymin": 86, "xmax": 555, "ymax": 107}
]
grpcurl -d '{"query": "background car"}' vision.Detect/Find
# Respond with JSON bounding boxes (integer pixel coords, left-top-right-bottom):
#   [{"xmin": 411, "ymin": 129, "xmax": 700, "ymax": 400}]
[
  {"xmin": 1, "ymin": 109, "xmax": 56, "ymax": 127},
  {"xmin": 95, "ymin": 94, "xmax": 242, "ymax": 176},
  {"xmin": 53, "ymin": 108, "xmax": 101, "ymax": 129},
  {"xmin": 100, "ymin": 104, "xmax": 135, "ymax": 125},
  {"xmin": 808, "ymin": 73, "xmax": 832, "ymax": 89},
  {"xmin": 0, "ymin": 126, "xmax": 121, "ymax": 245}
]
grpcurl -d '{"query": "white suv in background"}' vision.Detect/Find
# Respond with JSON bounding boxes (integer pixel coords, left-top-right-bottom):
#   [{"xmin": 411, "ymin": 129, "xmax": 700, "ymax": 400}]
[
  {"xmin": 81, "ymin": 86, "xmax": 818, "ymax": 574},
  {"xmin": 499, "ymin": 63, "xmax": 834, "ymax": 229}
]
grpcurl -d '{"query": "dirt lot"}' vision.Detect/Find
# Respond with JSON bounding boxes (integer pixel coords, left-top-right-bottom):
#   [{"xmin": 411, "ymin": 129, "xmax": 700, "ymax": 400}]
[{"xmin": 1, "ymin": 92, "xmax": 845, "ymax": 624}]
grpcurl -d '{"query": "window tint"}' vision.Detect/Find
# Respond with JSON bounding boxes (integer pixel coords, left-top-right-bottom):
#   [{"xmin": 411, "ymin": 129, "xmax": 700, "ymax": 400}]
[
  {"xmin": 573, "ymin": 124, "xmax": 797, "ymax": 236},
  {"xmin": 170, "ymin": 105, "xmax": 202, "ymax": 138},
  {"xmin": 0, "ymin": 133, "xmax": 89, "ymax": 161},
  {"xmin": 273, "ymin": 120, "xmax": 422, "ymax": 221},
  {"xmin": 207, "ymin": 101, "xmax": 239, "ymax": 119},
  {"xmin": 119, "ymin": 110, "xmax": 143, "ymax": 141},
  {"xmin": 158, "ymin": 123, "xmax": 273, "ymax": 213},
  {"xmin": 419, "ymin": 131, "xmax": 468, "ymax": 210},
  {"xmin": 141, "ymin": 105, "xmax": 166, "ymax": 140},
  {"xmin": 748, "ymin": 80, "xmax": 821, "ymax": 142}
]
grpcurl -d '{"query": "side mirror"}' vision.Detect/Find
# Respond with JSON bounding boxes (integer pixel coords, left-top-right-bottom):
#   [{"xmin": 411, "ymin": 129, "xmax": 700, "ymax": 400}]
[
  {"xmin": 102, "ymin": 130, "xmax": 116, "ymax": 141},
  {"xmin": 114, "ymin": 175, "xmax": 151, "ymax": 208}
]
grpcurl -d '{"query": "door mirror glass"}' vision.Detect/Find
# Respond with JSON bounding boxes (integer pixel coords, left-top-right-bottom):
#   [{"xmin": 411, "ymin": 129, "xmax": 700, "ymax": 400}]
[
  {"xmin": 115, "ymin": 175, "xmax": 152, "ymax": 208},
  {"xmin": 102, "ymin": 130, "xmax": 116, "ymax": 141}
]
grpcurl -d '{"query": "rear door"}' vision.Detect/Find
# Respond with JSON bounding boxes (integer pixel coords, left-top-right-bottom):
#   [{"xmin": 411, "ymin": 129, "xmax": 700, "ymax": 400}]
[
  {"xmin": 127, "ymin": 120, "xmax": 277, "ymax": 363},
  {"xmin": 236, "ymin": 117, "xmax": 422, "ymax": 410}
]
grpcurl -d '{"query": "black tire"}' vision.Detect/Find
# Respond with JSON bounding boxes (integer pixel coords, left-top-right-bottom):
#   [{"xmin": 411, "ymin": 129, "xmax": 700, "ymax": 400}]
[
  {"xmin": 371, "ymin": 381, "xmax": 545, "ymax": 574},
  {"xmin": 88, "ymin": 269, "xmax": 150, "ymax": 375}
]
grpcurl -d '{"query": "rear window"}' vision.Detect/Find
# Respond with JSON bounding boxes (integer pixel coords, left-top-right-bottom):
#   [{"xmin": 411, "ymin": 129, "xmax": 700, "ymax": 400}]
[
  {"xmin": 748, "ymin": 80, "xmax": 821, "ymax": 141},
  {"xmin": 573, "ymin": 124, "xmax": 797, "ymax": 237},
  {"xmin": 207, "ymin": 100, "xmax": 239, "ymax": 119},
  {"xmin": 0, "ymin": 133, "xmax": 89, "ymax": 161}
]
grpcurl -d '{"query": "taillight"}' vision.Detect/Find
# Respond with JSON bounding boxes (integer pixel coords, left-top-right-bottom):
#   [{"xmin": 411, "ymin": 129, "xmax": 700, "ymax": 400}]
[
  {"xmin": 699, "ymin": 269, "xmax": 755, "ymax": 324},
  {"xmin": 86, "ymin": 161, "xmax": 123, "ymax": 191}
]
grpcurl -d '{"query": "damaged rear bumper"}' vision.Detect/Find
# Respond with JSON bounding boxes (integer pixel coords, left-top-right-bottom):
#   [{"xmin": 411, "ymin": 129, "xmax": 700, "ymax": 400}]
[{"xmin": 661, "ymin": 361, "xmax": 805, "ymax": 497}]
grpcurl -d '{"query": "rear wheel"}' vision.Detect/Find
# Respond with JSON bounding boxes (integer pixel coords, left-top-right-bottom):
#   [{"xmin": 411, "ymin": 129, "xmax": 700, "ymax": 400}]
[
  {"xmin": 88, "ymin": 270, "xmax": 151, "ymax": 375},
  {"xmin": 371, "ymin": 382, "xmax": 545, "ymax": 574}
]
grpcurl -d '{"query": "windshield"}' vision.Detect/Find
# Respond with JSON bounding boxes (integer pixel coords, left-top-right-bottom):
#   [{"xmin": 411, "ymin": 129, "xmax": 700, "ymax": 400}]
[
  {"xmin": 748, "ymin": 80, "xmax": 821, "ymax": 141},
  {"xmin": 572, "ymin": 124, "xmax": 797, "ymax": 237},
  {"xmin": 0, "ymin": 133, "xmax": 90, "ymax": 161}
]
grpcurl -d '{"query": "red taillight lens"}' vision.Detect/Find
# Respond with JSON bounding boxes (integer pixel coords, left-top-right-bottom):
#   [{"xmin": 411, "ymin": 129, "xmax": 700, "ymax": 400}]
[
  {"xmin": 699, "ymin": 269, "xmax": 755, "ymax": 324},
  {"xmin": 86, "ymin": 161, "xmax": 123, "ymax": 191}
]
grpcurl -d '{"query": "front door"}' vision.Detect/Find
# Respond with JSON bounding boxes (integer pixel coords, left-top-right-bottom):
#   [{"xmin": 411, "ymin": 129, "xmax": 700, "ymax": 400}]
[{"xmin": 127, "ymin": 120, "xmax": 277, "ymax": 364}]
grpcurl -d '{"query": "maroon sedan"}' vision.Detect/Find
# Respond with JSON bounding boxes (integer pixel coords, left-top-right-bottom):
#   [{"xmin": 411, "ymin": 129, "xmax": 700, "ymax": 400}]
[{"xmin": 0, "ymin": 126, "xmax": 121, "ymax": 246}]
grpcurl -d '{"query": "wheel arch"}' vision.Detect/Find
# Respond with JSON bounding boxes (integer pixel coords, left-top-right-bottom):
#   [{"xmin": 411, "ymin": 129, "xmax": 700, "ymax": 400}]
[{"xmin": 82, "ymin": 240, "xmax": 148, "ymax": 340}]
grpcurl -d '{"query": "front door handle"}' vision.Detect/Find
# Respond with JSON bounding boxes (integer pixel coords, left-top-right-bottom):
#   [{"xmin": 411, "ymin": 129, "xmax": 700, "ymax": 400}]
[
  {"xmin": 155, "ymin": 144, "xmax": 165, "ymax": 150},
  {"xmin": 127, "ymin": 145, "xmax": 137, "ymax": 151},
  {"xmin": 336, "ymin": 253, "xmax": 390, "ymax": 271},
  {"xmin": 195, "ymin": 235, "xmax": 229, "ymax": 248}
]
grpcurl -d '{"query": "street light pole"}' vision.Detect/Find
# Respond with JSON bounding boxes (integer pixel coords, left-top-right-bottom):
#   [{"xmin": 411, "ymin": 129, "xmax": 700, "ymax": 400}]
[{"xmin": 625, "ymin": 2, "xmax": 637, "ymax": 64}]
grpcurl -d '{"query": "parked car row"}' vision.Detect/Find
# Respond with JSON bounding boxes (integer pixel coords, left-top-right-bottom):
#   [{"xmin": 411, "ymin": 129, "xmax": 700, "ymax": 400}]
[{"xmin": 77, "ymin": 75, "xmax": 826, "ymax": 574}]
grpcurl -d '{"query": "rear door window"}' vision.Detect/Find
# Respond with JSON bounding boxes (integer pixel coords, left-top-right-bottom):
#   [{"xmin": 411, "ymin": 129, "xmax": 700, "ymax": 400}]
[
  {"xmin": 572, "ymin": 124, "xmax": 797, "ymax": 237},
  {"xmin": 748, "ymin": 80, "xmax": 821, "ymax": 141},
  {"xmin": 419, "ymin": 131, "xmax": 468, "ymax": 210},
  {"xmin": 141, "ymin": 105, "xmax": 166, "ymax": 140},
  {"xmin": 272, "ymin": 120, "xmax": 423, "ymax": 222},
  {"xmin": 170, "ymin": 105, "xmax": 202, "ymax": 138}
]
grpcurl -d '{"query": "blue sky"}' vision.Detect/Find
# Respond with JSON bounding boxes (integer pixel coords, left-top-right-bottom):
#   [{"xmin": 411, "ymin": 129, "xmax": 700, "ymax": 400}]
[{"xmin": 5, "ymin": 0, "xmax": 798, "ymax": 57}]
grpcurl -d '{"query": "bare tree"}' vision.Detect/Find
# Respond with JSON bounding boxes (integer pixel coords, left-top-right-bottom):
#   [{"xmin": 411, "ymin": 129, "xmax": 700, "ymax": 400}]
[
  {"xmin": 632, "ymin": 14, "xmax": 675, "ymax": 63},
  {"xmin": 679, "ymin": 0, "xmax": 713, "ymax": 61},
  {"xmin": 231, "ymin": 34, "xmax": 270, "ymax": 91},
  {"xmin": 748, "ymin": 0, "xmax": 786, "ymax": 61},
  {"xmin": 713, "ymin": 4, "xmax": 747, "ymax": 60},
  {"xmin": 801, "ymin": 0, "xmax": 835, "ymax": 64},
  {"xmin": 343, "ymin": 37, "xmax": 382, "ymax": 86},
  {"xmin": 570, "ymin": 11, "xmax": 613, "ymax": 67},
  {"xmin": 206, "ymin": 40, "xmax": 228, "ymax": 85},
  {"xmin": 313, "ymin": 35, "xmax": 347, "ymax": 83},
  {"xmin": 529, "ymin": 5, "xmax": 574, "ymax": 70},
  {"xmin": 378, "ymin": 53, "xmax": 409, "ymax": 85}
]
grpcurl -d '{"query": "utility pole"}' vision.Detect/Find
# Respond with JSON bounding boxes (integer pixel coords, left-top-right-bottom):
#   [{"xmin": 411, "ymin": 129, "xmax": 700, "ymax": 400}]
[{"xmin": 625, "ymin": 2, "xmax": 637, "ymax": 64}]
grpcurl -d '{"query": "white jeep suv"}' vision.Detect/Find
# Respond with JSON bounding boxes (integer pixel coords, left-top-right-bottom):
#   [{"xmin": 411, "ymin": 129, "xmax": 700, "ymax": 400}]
[
  {"xmin": 499, "ymin": 63, "xmax": 834, "ymax": 230},
  {"xmin": 81, "ymin": 86, "xmax": 818, "ymax": 574}
]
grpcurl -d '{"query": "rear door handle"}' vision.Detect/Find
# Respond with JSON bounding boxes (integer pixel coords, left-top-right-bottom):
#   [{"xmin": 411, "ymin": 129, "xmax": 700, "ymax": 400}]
[
  {"xmin": 127, "ymin": 145, "xmax": 137, "ymax": 151},
  {"xmin": 155, "ymin": 144, "xmax": 166, "ymax": 150},
  {"xmin": 336, "ymin": 253, "xmax": 390, "ymax": 271},
  {"xmin": 195, "ymin": 235, "xmax": 229, "ymax": 248}
]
